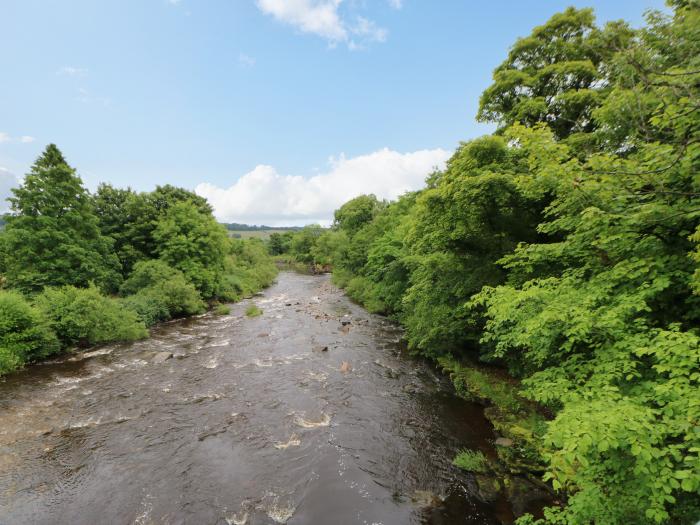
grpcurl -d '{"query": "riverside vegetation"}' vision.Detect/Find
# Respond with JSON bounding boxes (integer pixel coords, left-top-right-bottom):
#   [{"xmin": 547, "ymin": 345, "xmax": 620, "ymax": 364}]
[
  {"xmin": 0, "ymin": 145, "xmax": 277, "ymax": 375},
  {"xmin": 270, "ymin": 3, "xmax": 700, "ymax": 524}
]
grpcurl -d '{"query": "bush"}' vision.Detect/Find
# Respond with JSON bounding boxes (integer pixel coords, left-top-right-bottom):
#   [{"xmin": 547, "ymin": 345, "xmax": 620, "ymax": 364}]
[
  {"xmin": 120, "ymin": 260, "xmax": 205, "ymax": 324},
  {"xmin": 120, "ymin": 260, "xmax": 182, "ymax": 295},
  {"xmin": 35, "ymin": 285, "xmax": 147, "ymax": 347},
  {"xmin": 120, "ymin": 292, "xmax": 171, "ymax": 327},
  {"xmin": 245, "ymin": 304, "xmax": 262, "ymax": 317},
  {"xmin": 0, "ymin": 291, "xmax": 59, "ymax": 374},
  {"xmin": 453, "ymin": 449, "xmax": 488, "ymax": 473},
  {"xmin": 214, "ymin": 304, "xmax": 230, "ymax": 315}
]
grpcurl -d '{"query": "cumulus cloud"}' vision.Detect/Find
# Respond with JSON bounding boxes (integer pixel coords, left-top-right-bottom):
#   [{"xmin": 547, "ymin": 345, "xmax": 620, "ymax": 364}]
[
  {"xmin": 195, "ymin": 147, "xmax": 450, "ymax": 226},
  {"xmin": 0, "ymin": 167, "xmax": 18, "ymax": 214},
  {"xmin": 0, "ymin": 132, "xmax": 35, "ymax": 144},
  {"xmin": 255, "ymin": 0, "xmax": 389, "ymax": 49}
]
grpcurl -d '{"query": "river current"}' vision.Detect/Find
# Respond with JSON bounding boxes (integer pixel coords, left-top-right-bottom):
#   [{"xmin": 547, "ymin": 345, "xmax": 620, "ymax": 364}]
[{"xmin": 0, "ymin": 272, "xmax": 517, "ymax": 524}]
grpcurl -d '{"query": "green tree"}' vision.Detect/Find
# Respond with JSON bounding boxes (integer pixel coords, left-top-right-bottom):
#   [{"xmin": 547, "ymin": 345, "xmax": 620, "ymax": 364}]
[
  {"xmin": 333, "ymin": 194, "xmax": 383, "ymax": 235},
  {"xmin": 2, "ymin": 145, "xmax": 122, "ymax": 293},
  {"xmin": 153, "ymin": 201, "xmax": 228, "ymax": 298}
]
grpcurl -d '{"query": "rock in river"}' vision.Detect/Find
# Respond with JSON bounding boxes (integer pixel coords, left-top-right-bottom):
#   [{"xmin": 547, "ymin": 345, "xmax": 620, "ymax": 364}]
[{"xmin": 152, "ymin": 351, "xmax": 173, "ymax": 364}]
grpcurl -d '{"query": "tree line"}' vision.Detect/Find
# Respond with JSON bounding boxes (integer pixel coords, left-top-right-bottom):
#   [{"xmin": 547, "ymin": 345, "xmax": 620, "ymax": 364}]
[
  {"xmin": 273, "ymin": 3, "xmax": 700, "ymax": 523},
  {"xmin": 0, "ymin": 145, "xmax": 277, "ymax": 375}
]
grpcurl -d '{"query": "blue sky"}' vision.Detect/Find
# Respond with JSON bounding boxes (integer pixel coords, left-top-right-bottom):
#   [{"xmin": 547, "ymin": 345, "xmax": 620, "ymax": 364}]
[{"xmin": 1, "ymin": 0, "xmax": 665, "ymax": 224}]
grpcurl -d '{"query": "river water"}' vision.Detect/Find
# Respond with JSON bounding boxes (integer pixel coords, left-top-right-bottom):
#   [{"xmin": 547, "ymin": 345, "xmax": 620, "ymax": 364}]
[{"xmin": 0, "ymin": 272, "xmax": 519, "ymax": 524}]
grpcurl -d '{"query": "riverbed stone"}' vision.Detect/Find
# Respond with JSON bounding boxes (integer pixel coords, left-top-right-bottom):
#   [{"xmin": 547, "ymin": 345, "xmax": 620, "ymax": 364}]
[
  {"xmin": 495, "ymin": 437, "xmax": 514, "ymax": 447},
  {"xmin": 152, "ymin": 352, "xmax": 173, "ymax": 364}
]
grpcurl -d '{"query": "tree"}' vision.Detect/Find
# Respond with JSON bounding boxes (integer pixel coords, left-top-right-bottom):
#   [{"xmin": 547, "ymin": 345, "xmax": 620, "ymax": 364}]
[
  {"xmin": 153, "ymin": 201, "xmax": 228, "ymax": 298},
  {"xmin": 333, "ymin": 194, "xmax": 384, "ymax": 235},
  {"xmin": 477, "ymin": 7, "xmax": 634, "ymax": 149},
  {"xmin": 2, "ymin": 145, "xmax": 122, "ymax": 293},
  {"xmin": 93, "ymin": 183, "xmax": 215, "ymax": 276}
]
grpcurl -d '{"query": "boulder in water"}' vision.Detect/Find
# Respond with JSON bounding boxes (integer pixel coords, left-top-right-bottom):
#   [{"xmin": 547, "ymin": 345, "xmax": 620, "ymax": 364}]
[{"xmin": 152, "ymin": 351, "xmax": 173, "ymax": 364}]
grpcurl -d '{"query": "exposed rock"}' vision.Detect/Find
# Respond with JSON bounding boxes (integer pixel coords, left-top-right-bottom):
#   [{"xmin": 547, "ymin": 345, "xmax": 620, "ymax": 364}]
[
  {"xmin": 495, "ymin": 437, "xmax": 514, "ymax": 447},
  {"xmin": 312, "ymin": 345, "xmax": 329, "ymax": 352},
  {"xmin": 339, "ymin": 325, "xmax": 351, "ymax": 334},
  {"xmin": 505, "ymin": 475, "xmax": 552, "ymax": 518},
  {"xmin": 152, "ymin": 352, "xmax": 173, "ymax": 364},
  {"xmin": 474, "ymin": 474, "xmax": 502, "ymax": 503},
  {"xmin": 341, "ymin": 320, "xmax": 352, "ymax": 326},
  {"xmin": 340, "ymin": 361, "xmax": 352, "ymax": 373},
  {"xmin": 410, "ymin": 490, "xmax": 443, "ymax": 508}
]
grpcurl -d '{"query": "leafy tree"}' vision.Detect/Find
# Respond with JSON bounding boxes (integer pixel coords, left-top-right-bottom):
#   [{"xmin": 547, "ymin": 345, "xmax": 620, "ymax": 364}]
[
  {"xmin": 2, "ymin": 145, "xmax": 122, "ymax": 293},
  {"xmin": 153, "ymin": 201, "xmax": 228, "ymax": 298},
  {"xmin": 290, "ymin": 224, "xmax": 324, "ymax": 263},
  {"xmin": 333, "ymin": 194, "xmax": 384, "ymax": 235},
  {"xmin": 477, "ymin": 7, "xmax": 634, "ymax": 149},
  {"xmin": 93, "ymin": 183, "xmax": 214, "ymax": 275},
  {"xmin": 268, "ymin": 231, "xmax": 293, "ymax": 255}
]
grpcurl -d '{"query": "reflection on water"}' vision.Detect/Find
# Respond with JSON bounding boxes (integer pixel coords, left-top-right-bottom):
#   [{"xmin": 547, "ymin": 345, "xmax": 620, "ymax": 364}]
[{"xmin": 0, "ymin": 272, "xmax": 517, "ymax": 524}]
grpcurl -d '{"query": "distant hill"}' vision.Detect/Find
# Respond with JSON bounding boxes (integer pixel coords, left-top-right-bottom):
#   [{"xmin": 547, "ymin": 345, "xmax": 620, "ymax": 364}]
[{"xmin": 222, "ymin": 223, "xmax": 300, "ymax": 232}]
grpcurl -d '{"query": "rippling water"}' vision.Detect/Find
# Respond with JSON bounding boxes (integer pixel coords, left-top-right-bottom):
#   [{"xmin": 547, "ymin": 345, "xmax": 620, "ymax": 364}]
[{"xmin": 0, "ymin": 272, "xmax": 517, "ymax": 524}]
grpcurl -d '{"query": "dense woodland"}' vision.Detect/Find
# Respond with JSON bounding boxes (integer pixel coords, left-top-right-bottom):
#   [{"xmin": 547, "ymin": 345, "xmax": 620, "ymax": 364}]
[
  {"xmin": 274, "ymin": 3, "xmax": 700, "ymax": 523},
  {"xmin": 0, "ymin": 145, "xmax": 277, "ymax": 375}
]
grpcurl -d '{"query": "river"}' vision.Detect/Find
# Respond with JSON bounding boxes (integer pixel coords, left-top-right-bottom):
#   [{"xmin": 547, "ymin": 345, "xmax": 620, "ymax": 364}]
[{"xmin": 0, "ymin": 272, "xmax": 522, "ymax": 524}]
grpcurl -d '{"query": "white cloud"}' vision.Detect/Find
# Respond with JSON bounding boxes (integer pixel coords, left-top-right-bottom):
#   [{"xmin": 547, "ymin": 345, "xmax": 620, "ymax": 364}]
[
  {"xmin": 387, "ymin": 0, "xmax": 402, "ymax": 9},
  {"xmin": 57, "ymin": 66, "xmax": 88, "ymax": 77},
  {"xmin": 255, "ymin": 0, "xmax": 388, "ymax": 49},
  {"xmin": 195, "ymin": 147, "xmax": 450, "ymax": 226},
  {"xmin": 0, "ymin": 167, "xmax": 18, "ymax": 214},
  {"xmin": 239, "ymin": 52, "xmax": 256, "ymax": 67},
  {"xmin": 0, "ymin": 132, "xmax": 35, "ymax": 144}
]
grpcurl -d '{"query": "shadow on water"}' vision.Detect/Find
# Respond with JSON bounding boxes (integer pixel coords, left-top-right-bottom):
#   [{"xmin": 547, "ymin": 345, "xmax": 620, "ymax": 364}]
[{"xmin": 0, "ymin": 272, "xmax": 544, "ymax": 524}]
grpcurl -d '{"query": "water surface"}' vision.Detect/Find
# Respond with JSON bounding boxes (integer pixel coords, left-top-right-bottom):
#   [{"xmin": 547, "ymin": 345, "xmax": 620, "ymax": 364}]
[{"xmin": 0, "ymin": 272, "xmax": 514, "ymax": 524}]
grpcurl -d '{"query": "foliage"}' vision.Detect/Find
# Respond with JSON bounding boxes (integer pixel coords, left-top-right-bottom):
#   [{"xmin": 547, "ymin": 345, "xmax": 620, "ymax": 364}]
[
  {"xmin": 1, "ymin": 145, "xmax": 122, "ymax": 293},
  {"xmin": 213, "ymin": 304, "xmax": 231, "ymax": 315},
  {"xmin": 0, "ymin": 291, "xmax": 59, "ymax": 374},
  {"xmin": 153, "ymin": 201, "xmax": 229, "ymax": 298},
  {"xmin": 322, "ymin": 3, "xmax": 700, "ymax": 523},
  {"xmin": 35, "ymin": 285, "xmax": 147, "ymax": 347},
  {"xmin": 245, "ymin": 304, "xmax": 262, "ymax": 317},
  {"xmin": 221, "ymin": 238, "xmax": 278, "ymax": 300},
  {"xmin": 120, "ymin": 260, "xmax": 205, "ymax": 325},
  {"xmin": 453, "ymin": 449, "xmax": 488, "ymax": 473}
]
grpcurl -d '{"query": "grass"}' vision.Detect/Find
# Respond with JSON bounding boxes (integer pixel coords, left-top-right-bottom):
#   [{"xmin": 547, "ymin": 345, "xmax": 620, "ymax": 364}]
[
  {"xmin": 245, "ymin": 304, "xmax": 263, "ymax": 317},
  {"xmin": 453, "ymin": 449, "xmax": 488, "ymax": 473},
  {"xmin": 213, "ymin": 304, "xmax": 231, "ymax": 315}
]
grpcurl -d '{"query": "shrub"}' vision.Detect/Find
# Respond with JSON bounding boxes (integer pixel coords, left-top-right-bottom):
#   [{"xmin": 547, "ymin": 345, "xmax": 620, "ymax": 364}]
[
  {"xmin": 245, "ymin": 304, "xmax": 262, "ymax": 317},
  {"xmin": 214, "ymin": 304, "xmax": 230, "ymax": 315},
  {"xmin": 119, "ymin": 260, "xmax": 181, "ymax": 295},
  {"xmin": 120, "ymin": 260, "xmax": 205, "ymax": 323},
  {"xmin": 453, "ymin": 449, "xmax": 488, "ymax": 473},
  {"xmin": 120, "ymin": 293, "xmax": 170, "ymax": 327},
  {"xmin": 0, "ymin": 291, "xmax": 59, "ymax": 374},
  {"xmin": 35, "ymin": 285, "xmax": 147, "ymax": 347}
]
